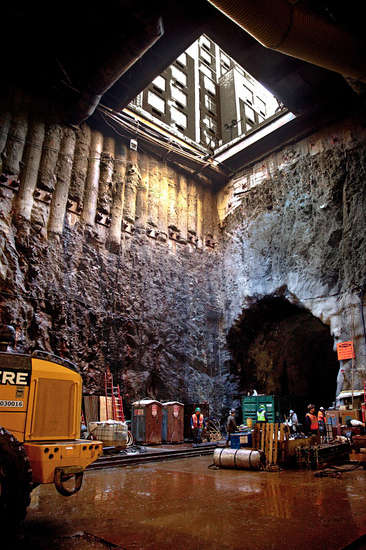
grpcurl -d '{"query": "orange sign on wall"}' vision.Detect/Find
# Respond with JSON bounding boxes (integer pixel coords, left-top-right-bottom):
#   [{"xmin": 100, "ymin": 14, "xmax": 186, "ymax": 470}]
[{"xmin": 337, "ymin": 341, "xmax": 355, "ymax": 360}]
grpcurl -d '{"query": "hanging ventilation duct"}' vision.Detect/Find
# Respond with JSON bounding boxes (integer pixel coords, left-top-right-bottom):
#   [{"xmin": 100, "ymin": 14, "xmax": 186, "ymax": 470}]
[{"xmin": 208, "ymin": 0, "xmax": 366, "ymax": 83}]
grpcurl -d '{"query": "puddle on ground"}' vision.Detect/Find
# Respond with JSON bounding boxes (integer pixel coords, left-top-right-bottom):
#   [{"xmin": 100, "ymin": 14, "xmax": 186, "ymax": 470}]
[{"xmin": 20, "ymin": 456, "xmax": 366, "ymax": 550}]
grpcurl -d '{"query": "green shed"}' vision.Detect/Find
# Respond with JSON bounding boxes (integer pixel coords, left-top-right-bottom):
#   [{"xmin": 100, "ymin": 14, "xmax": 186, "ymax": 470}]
[{"xmin": 242, "ymin": 395, "xmax": 286, "ymax": 425}]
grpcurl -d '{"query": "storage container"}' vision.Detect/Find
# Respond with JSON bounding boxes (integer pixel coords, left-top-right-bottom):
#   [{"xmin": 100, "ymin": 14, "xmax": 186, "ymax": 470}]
[
  {"xmin": 88, "ymin": 420, "xmax": 128, "ymax": 448},
  {"xmin": 230, "ymin": 431, "xmax": 252, "ymax": 449},
  {"xmin": 132, "ymin": 400, "xmax": 162, "ymax": 444},
  {"xmin": 325, "ymin": 410, "xmax": 341, "ymax": 427},
  {"xmin": 340, "ymin": 409, "xmax": 361, "ymax": 424},
  {"xmin": 242, "ymin": 395, "xmax": 282, "ymax": 425},
  {"xmin": 162, "ymin": 402, "xmax": 184, "ymax": 443}
]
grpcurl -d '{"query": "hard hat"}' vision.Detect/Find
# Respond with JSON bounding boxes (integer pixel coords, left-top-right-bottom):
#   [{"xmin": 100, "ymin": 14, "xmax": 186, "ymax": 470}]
[
  {"xmin": 230, "ymin": 408, "xmax": 236, "ymax": 414},
  {"xmin": 319, "ymin": 407, "xmax": 325, "ymax": 411},
  {"xmin": 259, "ymin": 405, "xmax": 265, "ymax": 411},
  {"xmin": 195, "ymin": 407, "xmax": 201, "ymax": 413},
  {"xmin": 289, "ymin": 409, "xmax": 294, "ymax": 414}
]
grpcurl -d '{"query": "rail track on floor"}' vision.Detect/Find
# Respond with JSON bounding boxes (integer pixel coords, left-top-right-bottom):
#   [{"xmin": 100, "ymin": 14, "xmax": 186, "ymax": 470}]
[{"xmin": 86, "ymin": 444, "xmax": 218, "ymax": 470}]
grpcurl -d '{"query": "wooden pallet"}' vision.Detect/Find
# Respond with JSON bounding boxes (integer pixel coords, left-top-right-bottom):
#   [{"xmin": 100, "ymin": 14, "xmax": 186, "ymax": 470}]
[{"xmin": 253, "ymin": 423, "xmax": 290, "ymax": 467}]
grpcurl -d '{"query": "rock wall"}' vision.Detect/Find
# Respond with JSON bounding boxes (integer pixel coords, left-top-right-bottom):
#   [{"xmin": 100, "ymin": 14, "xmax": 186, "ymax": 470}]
[
  {"xmin": 217, "ymin": 114, "xmax": 366, "ymax": 401},
  {"xmin": 1, "ymin": 95, "xmax": 366, "ymax": 416},
  {"xmin": 0, "ymin": 101, "xmax": 223, "ymax": 412}
]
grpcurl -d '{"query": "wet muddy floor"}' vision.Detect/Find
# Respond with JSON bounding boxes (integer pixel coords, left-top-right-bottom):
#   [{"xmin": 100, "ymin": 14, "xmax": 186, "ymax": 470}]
[{"xmin": 15, "ymin": 456, "xmax": 366, "ymax": 550}]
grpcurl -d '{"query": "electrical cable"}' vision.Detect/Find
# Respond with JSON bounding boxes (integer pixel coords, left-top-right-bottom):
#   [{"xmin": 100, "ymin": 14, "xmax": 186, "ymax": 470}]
[
  {"xmin": 97, "ymin": 105, "xmax": 228, "ymax": 177},
  {"xmin": 314, "ymin": 463, "xmax": 363, "ymax": 477},
  {"xmin": 104, "ymin": 113, "xmax": 205, "ymax": 163}
]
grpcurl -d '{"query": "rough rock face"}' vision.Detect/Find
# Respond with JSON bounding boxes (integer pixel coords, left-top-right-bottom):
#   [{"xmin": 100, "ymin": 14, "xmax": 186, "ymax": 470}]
[
  {"xmin": 1, "ymin": 99, "xmax": 366, "ymax": 418},
  {"xmin": 1, "ymin": 219, "xmax": 222, "ymax": 411},
  {"xmin": 218, "ymin": 115, "xmax": 366, "ymax": 403},
  {"xmin": 0, "ymin": 101, "xmax": 222, "ymax": 416}
]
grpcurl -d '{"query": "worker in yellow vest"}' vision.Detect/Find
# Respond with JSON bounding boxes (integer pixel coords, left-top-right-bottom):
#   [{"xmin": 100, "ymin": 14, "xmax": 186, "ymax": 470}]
[{"xmin": 256, "ymin": 405, "xmax": 268, "ymax": 423}]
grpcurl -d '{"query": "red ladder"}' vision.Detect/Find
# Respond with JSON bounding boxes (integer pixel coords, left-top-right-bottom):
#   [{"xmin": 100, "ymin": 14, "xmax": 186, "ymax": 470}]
[{"xmin": 104, "ymin": 367, "xmax": 125, "ymax": 422}]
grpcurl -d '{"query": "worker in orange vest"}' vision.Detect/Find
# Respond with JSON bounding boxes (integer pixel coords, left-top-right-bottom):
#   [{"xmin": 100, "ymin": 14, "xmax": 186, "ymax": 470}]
[
  {"xmin": 304, "ymin": 404, "xmax": 319, "ymax": 439},
  {"xmin": 191, "ymin": 407, "xmax": 205, "ymax": 444},
  {"xmin": 318, "ymin": 407, "xmax": 327, "ymax": 442}
]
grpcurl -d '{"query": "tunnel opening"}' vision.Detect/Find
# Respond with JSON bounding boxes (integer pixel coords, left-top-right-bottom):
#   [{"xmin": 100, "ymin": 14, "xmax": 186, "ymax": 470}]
[{"xmin": 227, "ymin": 295, "xmax": 340, "ymax": 416}]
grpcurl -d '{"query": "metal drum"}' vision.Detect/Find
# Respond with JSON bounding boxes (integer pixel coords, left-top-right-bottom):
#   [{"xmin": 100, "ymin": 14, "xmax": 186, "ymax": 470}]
[{"xmin": 213, "ymin": 447, "xmax": 264, "ymax": 470}]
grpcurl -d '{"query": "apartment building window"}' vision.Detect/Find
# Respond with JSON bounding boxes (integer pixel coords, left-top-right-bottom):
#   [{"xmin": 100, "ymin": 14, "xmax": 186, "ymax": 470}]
[
  {"xmin": 200, "ymin": 36, "xmax": 211, "ymax": 51},
  {"xmin": 256, "ymin": 97, "xmax": 266, "ymax": 116},
  {"xmin": 203, "ymin": 115, "xmax": 217, "ymax": 133},
  {"xmin": 199, "ymin": 63, "xmax": 214, "ymax": 80},
  {"xmin": 202, "ymin": 130, "xmax": 216, "ymax": 149},
  {"xmin": 245, "ymin": 104, "xmax": 255, "ymax": 124},
  {"xmin": 200, "ymin": 48, "xmax": 212, "ymax": 65},
  {"xmin": 130, "ymin": 92, "xmax": 143, "ymax": 108},
  {"xmin": 203, "ymin": 76, "xmax": 216, "ymax": 95},
  {"xmin": 220, "ymin": 52, "xmax": 230, "ymax": 69},
  {"xmin": 204, "ymin": 95, "xmax": 216, "ymax": 114},
  {"xmin": 152, "ymin": 75, "xmax": 166, "ymax": 92},
  {"xmin": 243, "ymin": 85, "xmax": 253, "ymax": 105},
  {"xmin": 171, "ymin": 84, "xmax": 187, "ymax": 107},
  {"xmin": 171, "ymin": 65, "xmax": 187, "ymax": 87},
  {"xmin": 148, "ymin": 91, "xmax": 165, "ymax": 113},
  {"xmin": 176, "ymin": 53, "xmax": 187, "ymax": 67},
  {"xmin": 171, "ymin": 106, "xmax": 187, "ymax": 129}
]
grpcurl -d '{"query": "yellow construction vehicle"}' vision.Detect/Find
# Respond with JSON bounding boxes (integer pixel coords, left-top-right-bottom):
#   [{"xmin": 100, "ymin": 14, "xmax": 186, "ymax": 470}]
[{"xmin": 0, "ymin": 325, "xmax": 103, "ymax": 523}]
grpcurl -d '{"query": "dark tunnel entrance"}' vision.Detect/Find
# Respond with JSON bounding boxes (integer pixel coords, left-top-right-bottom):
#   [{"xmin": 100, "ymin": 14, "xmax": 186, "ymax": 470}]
[{"xmin": 227, "ymin": 296, "xmax": 340, "ymax": 413}]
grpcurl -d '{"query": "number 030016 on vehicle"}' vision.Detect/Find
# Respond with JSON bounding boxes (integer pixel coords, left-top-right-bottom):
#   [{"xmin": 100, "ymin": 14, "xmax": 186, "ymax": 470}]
[{"xmin": 0, "ymin": 344, "xmax": 103, "ymax": 526}]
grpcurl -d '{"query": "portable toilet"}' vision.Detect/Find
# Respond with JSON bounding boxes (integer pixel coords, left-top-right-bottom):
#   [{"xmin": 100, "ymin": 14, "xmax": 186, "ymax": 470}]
[
  {"xmin": 162, "ymin": 402, "xmax": 184, "ymax": 443},
  {"xmin": 132, "ymin": 400, "xmax": 162, "ymax": 444}
]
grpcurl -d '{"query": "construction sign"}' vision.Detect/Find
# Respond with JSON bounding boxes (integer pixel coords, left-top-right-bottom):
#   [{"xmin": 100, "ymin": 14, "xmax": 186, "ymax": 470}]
[{"xmin": 337, "ymin": 341, "xmax": 355, "ymax": 360}]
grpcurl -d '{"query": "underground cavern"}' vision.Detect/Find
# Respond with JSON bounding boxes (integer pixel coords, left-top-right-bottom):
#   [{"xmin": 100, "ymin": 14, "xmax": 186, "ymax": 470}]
[{"xmin": 1, "ymin": 1, "xmax": 366, "ymax": 549}]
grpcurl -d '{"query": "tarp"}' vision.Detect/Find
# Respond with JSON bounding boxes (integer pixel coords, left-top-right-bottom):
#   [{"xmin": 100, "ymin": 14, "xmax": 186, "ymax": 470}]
[{"xmin": 337, "ymin": 390, "xmax": 363, "ymax": 399}]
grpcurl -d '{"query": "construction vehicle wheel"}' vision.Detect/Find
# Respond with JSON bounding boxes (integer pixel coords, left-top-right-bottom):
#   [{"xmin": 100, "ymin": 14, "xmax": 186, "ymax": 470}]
[{"xmin": 0, "ymin": 427, "xmax": 33, "ymax": 525}]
